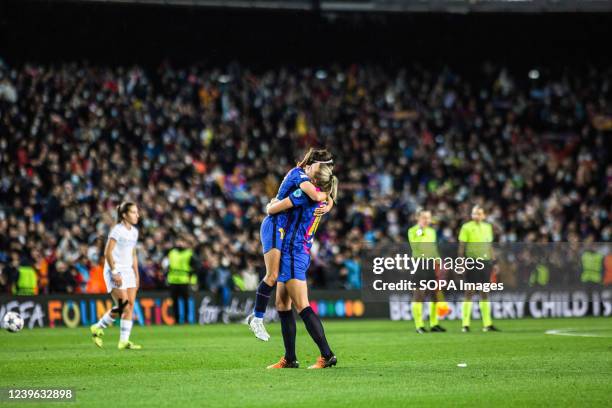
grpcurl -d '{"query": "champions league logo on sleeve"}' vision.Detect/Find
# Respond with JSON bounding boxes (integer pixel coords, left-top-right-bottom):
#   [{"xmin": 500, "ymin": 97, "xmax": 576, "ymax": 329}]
[{"xmin": 292, "ymin": 189, "xmax": 303, "ymax": 198}]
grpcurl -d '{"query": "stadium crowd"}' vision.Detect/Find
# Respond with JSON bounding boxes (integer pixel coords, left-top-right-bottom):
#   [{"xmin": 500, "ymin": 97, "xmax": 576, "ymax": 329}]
[{"xmin": 0, "ymin": 58, "xmax": 610, "ymax": 295}]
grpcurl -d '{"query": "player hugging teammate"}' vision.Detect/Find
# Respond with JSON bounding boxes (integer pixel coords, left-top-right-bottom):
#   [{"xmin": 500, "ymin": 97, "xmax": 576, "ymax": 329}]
[
  {"xmin": 247, "ymin": 148, "xmax": 333, "ymax": 340},
  {"xmin": 248, "ymin": 148, "xmax": 338, "ymax": 369}
]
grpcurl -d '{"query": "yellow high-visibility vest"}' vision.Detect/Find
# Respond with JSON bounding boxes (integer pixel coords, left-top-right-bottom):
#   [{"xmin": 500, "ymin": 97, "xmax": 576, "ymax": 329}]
[{"xmin": 167, "ymin": 248, "xmax": 195, "ymax": 285}]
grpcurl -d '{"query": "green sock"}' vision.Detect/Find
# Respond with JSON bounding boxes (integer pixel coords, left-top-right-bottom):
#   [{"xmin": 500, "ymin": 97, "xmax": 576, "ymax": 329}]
[
  {"xmin": 480, "ymin": 300, "xmax": 492, "ymax": 327},
  {"xmin": 462, "ymin": 301, "xmax": 472, "ymax": 327},
  {"xmin": 429, "ymin": 302, "xmax": 439, "ymax": 327},
  {"xmin": 411, "ymin": 302, "xmax": 424, "ymax": 329}
]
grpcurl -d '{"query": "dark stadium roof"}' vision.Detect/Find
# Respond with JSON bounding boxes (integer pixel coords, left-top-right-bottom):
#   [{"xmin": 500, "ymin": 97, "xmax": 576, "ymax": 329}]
[{"xmin": 32, "ymin": 0, "xmax": 612, "ymax": 13}]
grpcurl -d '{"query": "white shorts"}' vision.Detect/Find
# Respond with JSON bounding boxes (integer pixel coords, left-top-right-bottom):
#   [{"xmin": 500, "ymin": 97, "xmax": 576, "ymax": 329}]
[{"xmin": 104, "ymin": 267, "xmax": 137, "ymax": 293}]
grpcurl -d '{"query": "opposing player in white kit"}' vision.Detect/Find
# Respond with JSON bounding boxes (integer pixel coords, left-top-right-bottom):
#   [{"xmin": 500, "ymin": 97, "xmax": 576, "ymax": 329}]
[{"xmin": 90, "ymin": 202, "xmax": 142, "ymax": 350}]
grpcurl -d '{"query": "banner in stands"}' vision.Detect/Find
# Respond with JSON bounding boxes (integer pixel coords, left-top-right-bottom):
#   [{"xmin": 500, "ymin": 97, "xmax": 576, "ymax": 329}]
[
  {"xmin": 389, "ymin": 290, "xmax": 612, "ymax": 321},
  {"xmin": 0, "ymin": 290, "xmax": 609, "ymax": 329},
  {"xmin": 0, "ymin": 290, "xmax": 381, "ymax": 329}
]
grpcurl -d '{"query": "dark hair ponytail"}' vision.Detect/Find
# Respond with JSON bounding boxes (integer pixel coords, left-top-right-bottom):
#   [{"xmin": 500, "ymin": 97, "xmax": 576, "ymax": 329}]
[
  {"xmin": 116, "ymin": 201, "xmax": 136, "ymax": 223},
  {"xmin": 297, "ymin": 148, "xmax": 334, "ymax": 168}
]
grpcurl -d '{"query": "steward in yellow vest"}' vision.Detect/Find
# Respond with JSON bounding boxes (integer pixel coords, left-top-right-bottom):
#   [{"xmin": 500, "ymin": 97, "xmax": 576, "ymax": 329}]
[
  {"xmin": 581, "ymin": 249, "xmax": 603, "ymax": 284},
  {"xmin": 166, "ymin": 237, "xmax": 199, "ymax": 324},
  {"xmin": 13, "ymin": 265, "xmax": 38, "ymax": 296}
]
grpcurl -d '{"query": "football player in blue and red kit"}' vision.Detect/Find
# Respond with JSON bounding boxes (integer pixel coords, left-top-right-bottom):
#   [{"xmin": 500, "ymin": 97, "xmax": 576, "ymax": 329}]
[
  {"xmin": 247, "ymin": 148, "xmax": 334, "ymax": 341},
  {"xmin": 265, "ymin": 164, "xmax": 338, "ymax": 369}
]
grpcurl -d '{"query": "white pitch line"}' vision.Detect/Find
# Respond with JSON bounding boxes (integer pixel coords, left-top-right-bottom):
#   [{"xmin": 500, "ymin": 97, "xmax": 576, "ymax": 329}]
[{"xmin": 545, "ymin": 329, "xmax": 610, "ymax": 338}]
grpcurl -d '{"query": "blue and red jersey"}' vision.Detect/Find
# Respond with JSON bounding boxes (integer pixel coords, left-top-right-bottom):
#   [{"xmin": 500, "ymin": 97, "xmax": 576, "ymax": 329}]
[
  {"xmin": 281, "ymin": 188, "xmax": 326, "ymax": 256},
  {"xmin": 269, "ymin": 166, "xmax": 310, "ymax": 228},
  {"xmin": 276, "ymin": 167, "xmax": 310, "ymax": 200}
]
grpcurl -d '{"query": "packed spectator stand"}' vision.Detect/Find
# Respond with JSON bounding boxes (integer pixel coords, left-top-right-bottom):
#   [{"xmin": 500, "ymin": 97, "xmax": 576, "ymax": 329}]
[{"xmin": 0, "ymin": 59, "xmax": 610, "ymax": 295}]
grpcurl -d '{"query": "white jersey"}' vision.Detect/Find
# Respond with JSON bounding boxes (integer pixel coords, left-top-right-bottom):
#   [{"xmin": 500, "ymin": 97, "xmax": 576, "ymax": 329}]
[{"xmin": 104, "ymin": 223, "xmax": 139, "ymax": 272}]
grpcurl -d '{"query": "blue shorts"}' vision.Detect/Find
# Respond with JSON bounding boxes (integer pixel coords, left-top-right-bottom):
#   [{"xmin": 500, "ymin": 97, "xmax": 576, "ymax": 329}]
[
  {"xmin": 260, "ymin": 215, "xmax": 285, "ymax": 254},
  {"xmin": 278, "ymin": 251, "xmax": 311, "ymax": 283}
]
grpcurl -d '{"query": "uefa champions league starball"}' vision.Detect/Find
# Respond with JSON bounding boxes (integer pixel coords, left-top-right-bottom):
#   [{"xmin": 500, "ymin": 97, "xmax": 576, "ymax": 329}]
[{"xmin": 3, "ymin": 312, "xmax": 24, "ymax": 333}]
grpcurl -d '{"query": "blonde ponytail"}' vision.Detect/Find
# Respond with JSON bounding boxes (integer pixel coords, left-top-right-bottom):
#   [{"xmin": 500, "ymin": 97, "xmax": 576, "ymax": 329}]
[
  {"xmin": 328, "ymin": 175, "xmax": 338, "ymax": 203},
  {"xmin": 313, "ymin": 164, "xmax": 338, "ymax": 203}
]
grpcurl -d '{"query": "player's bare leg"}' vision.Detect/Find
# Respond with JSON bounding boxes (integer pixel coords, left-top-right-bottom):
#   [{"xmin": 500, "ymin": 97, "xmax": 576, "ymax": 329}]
[{"xmin": 262, "ymin": 249, "xmax": 281, "ymax": 288}]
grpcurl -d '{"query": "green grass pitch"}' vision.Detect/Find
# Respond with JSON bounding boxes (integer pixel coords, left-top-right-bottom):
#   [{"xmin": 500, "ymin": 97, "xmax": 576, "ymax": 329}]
[{"xmin": 1, "ymin": 318, "xmax": 611, "ymax": 407}]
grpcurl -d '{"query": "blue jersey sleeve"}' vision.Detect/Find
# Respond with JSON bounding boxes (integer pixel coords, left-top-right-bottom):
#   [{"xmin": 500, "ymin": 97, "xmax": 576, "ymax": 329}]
[
  {"xmin": 288, "ymin": 188, "xmax": 309, "ymax": 207},
  {"xmin": 295, "ymin": 167, "xmax": 310, "ymax": 185},
  {"xmin": 276, "ymin": 167, "xmax": 311, "ymax": 200},
  {"xmin": 289, "ymin": 168, "xmax": 310, "ymax": 193}
]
